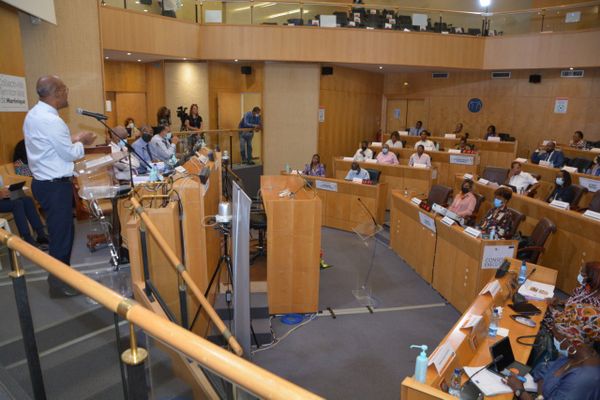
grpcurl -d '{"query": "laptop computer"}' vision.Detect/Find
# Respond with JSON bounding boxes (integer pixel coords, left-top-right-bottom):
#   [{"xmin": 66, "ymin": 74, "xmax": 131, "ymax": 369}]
[
  {"xmin": 489, "ymin": 336, "xmax": 531, "ymax": 376},
  {"xmin": 8, "ymin": 181, "xmax": 26, "ymax": 200}
]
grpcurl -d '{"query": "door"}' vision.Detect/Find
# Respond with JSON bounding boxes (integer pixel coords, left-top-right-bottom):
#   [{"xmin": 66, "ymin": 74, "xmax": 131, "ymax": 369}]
[{"xmin": 386, "ymin": 99, "xmax": 407, "ymax": 132}]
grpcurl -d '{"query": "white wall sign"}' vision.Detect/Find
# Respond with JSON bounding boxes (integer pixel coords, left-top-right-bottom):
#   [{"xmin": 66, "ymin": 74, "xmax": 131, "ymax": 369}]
[
  {"xmin": 579, "ymin": 177, "xmax": 600, "ymax": 193},
  {"xmin": 393, "ymin": 108, "xmax": 401, "ymax": 119},
  {"xmin": 481, "ymin": 245, "xmax": 515, "ymax": 269},
  {"xmin": 419, "ymin": 211, "xmax": 436, "ymax": 232},
  {"xmin": 318, "ymin": 107, "xmax": 325, "ymax": 123},
  {"xmin": 0, "ymin": 74, "xmax": 28, "ymax": 112},
  {"xmin": 449, "ymin": 154, "xmax": 475, "ymax": 165},
  {"xmin": 554, "ymin": 98, "xmax": 568, "ymax": 114}
]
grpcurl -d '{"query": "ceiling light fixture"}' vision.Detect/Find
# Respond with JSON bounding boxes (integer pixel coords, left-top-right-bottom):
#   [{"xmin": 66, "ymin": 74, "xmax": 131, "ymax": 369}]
[
  {"xmin": 569, "ymin": 67, "xmax": 574, "ymax": 70},
  {"xmin": 379, "ymin": 66, "xmax": 383, "ymax": 70},
  {"xmin": 127, "ymin": 52, "xmax": 132, "ymax": 56},
  {"xmin": 234, "ymin": 59, "xmax": 239, "ymax": 62},
  {"xmin": 183, "ymin": 58, "xmax": 187, "ymax": 61},
  {"xmin": 105, "ymin": 56, "xmax": 109, "ymax": 59},
  {"xmin": 479, "ymin": 0, "xmax": 491, "ymax": 7},
  {"xmin": 137, "ymin": 59, "xmax": 142, "ymax": 62}
]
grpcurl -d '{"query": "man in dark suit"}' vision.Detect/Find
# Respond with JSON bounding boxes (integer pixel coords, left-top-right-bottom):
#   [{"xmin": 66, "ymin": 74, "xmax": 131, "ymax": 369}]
[{"xmin": 531, "ymin": 141, "xmax": 565, "ymax": 168}]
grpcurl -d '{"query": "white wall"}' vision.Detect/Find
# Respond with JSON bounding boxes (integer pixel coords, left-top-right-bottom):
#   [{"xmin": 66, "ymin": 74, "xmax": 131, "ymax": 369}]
[
  {"xmin": 164, "ymin": 61, "xmax": 210, "ymax": 130},
  {"xmin": 263, "ymin": 62, "xmax": 320, "ymax": 175}
]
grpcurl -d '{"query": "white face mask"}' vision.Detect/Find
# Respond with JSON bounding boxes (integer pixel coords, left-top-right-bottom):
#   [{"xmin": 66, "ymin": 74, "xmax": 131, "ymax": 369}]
[
  {"xmin": 556, "ymin": 177, "xmax": 564, "ymax": 186},
  {"xmin": 553, "ymin": 337, "xmax": 569, "ymax": 358},
  {"xmin": 577, "ymin": 273, "xmax": 585, "ymax": 285}
]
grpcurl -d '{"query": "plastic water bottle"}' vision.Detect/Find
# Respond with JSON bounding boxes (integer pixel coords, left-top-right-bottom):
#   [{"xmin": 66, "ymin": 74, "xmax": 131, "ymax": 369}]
[
  {"xmin": 448, "ymin": 368, "xmax": 462, "ymax": 397},
  {"xmin": 409, "ymin": 345, "xmax": 428, "ymax": 383},
  {"xmin": 518, "ymin": 260, "xmax": 528, "ymax": 285},
  {"xmin": 489, "ymin": 227, "xmax": 496, "ymax": 240},
  {"xmin": 285, "ymin": 163, "xmax": 291, "ymax": 174},
  {"xmin": 488, "ymin": 308, "xmax": 499, "ymax": 337}
]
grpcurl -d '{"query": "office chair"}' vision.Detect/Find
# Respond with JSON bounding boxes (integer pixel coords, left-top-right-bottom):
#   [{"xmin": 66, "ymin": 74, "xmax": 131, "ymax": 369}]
[
  {"xmin": 569, "ymin": 184, "xmax": 588, "ymax": 209},
  {"xmin": 365, "ymin": 168, "xmax": 381, "ymax": 183},
  {"xmin": 507, "ymin": 208, "xmax": 526, "ymax": 239},
  {"xmin": 427, "ymin": 184, "xmax": 453, "ymax": 207},
  {"xmin": 498, "ymin": 133, "xmax": 511, "ymax": 141},
  {"xmin": 516, "ymin": 217, "xmax": 556, "ymax": 264},
  {"xmin": 287, "ymin": 18, "xmax": 304, "ymax": 25},
  {"xmin": 585, "ymin": 191, "xmax": 600, "ymax": 212},
  {"xmin": 250, "ymin": 192, "xmax": 267, "ymax": 265},
  {"xmin": 482, "ymin": 167, "xmax": 509, "ymax": 185},
  {"xmin": 567, "ymin": 157, "xmax": 593, "ymax": 173},
  {"xmin": 465, "ymin": 193, "xmax": 485, "ymax": 227}
]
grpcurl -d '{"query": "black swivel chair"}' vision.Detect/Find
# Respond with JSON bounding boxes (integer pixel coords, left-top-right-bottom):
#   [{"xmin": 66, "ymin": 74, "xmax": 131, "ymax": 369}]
[
  {"xmin": 567, "ymin": 157, "xmax": 593, "ymax": 173},
  {"xmin": 365, "ymin": 168, "xmax": 381, "ymax": 183},
  {"xmin": 250, "ymin": 193, "xmax": 267, "ymax": 265}
]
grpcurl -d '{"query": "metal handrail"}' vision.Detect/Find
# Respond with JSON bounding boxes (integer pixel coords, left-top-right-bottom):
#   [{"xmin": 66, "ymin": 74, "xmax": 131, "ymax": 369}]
[{"xmin": 0, "ymin": 228, "xmax": 322, "ymax": 400}]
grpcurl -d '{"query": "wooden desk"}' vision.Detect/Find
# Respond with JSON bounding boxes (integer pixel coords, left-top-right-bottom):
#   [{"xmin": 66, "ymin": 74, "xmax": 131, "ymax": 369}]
[
  {"xmin": 297, "ymin": 174, "xmax": 387, "ymax": 232},
  {"xmin": 390, "ymin": 192, "xmax": 437, "ymax": 283},
  {"xmin": 261, "ymin": 175, "xmax": 322, "ymax": 314},
  {"xmin": 381, "ymin": 135, "xmax": 517, "ymax": 173},
  {"xmin": 453, "ymin": 174, "xmax": 600, "ymax": 294},
  {"xmin": 521, "ymin": 162, "xmax": 599, "ymax": 207},
  {"xmin": 401, "ymin": 260, "xmax": 558, "ymax": 400},
  {"xmin": 332, "ymin": 157, "xmax": 433, "ymax": 209}
]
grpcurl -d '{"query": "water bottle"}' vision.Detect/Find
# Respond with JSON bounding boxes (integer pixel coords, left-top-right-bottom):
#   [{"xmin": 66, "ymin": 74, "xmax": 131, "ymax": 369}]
[
  {"xmin": 518, "ymin": 260, "xmax": 528, "ymax": 285},
  {"xmin": 489, "ymin": 226, "xmax": 496, "ymax": 240},
  {"xmin": 285, "ymin": 163, "xmax": 291, "ymax": 174},
  {"xmin": 488, "ymin": 308, "xmax": 499, "ymax": 337},
  {"xmin": 448, "ymin": 368, "xmax": 462, "ymax": 397},
  {"xmin": 409, "ymin": 345, "xmax": 428, "ymax": 383}
]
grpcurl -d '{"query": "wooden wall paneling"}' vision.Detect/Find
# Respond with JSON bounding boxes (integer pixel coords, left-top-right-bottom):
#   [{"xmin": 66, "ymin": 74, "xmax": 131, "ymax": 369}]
[
  {"xmin": 0, "ymin": 3, "xmax": 26, "ymax": 164},
  {"xmin": 115, "ymin": 92, "xmax": 147, "ymax": 128},
  {"xmin": 145, "ymin": 61, "xmax": 166, "ymax": 127},
  {"xmin": 217, "ymin": 92, "xmax": 243, "ymax": 164},
  {"xmin": 103, "ymin": 60, "xmax": 146, "ymax": 93}
]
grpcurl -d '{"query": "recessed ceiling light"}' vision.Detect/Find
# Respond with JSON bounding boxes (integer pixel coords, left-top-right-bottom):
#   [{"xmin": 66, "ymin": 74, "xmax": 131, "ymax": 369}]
[
  {"xmin": 379, "ymin": 66, "xmax": 383, "ymax": 70},
  {"xmin": 105, "ymin": 56, "xmax": 109, "ymax": 59},
  {"xmin": 183, "ymin": 58, "xmax": 187, "ymax": 61},
  {"xmin": 234, "ymin": 59, "xmax": 239, "ymax": 62},
  {"xmin": 569, "ymin": 67, "xmax": 574, "ymax": 70},
  {"xmin": 403, "ymin": 82, "xmax": 409, "ymax": 86},
  {"xmin": 127, "ymin": 52, "xmax": 132, "ymax": 56},
  {"xmin": 137, "ymin": 59, "xmax": 142, "ymax": 62},
  {"xmin": 144, "ymin": 9, "xmax": 148, "ymax": 12}
]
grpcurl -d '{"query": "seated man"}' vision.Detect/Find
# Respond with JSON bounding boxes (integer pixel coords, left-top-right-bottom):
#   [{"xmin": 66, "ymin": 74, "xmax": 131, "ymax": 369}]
[
  {"xmin": 408, "ymin": 145, "xmax": 431, "ymax": 167},
  {"xmin": 0, "ymin": 176, "xmax": 48, "ymax": 248},
  {"xmin": 385, "ymin": 131, "xmax": 403, "ymax": 148},
  {"xmin": 478, "ymin": 187, "xmax": 515, "ymax": 239},
  {"xmin": 150, "ymin": 122, "xmax": 179, "ymax": 162},
  {"xmin": 448, "ymin": 179, "xmax": 477, "ymax": 218},
  {"xmin": 451, "ymin": 122, "xmax": 463, "ymax": 135},
  {"xmin": 353, "ymin": 140, "xmax": 373, "ymax": 162},
  {"xmin": 569, "ymin": 130, "xmax": 586, "ymax": 149},
  {"xmin": 109, "ymin": 125, "xmax": 140, "ymax": 182},
  {"xmin": 345, "ymin": 161, "xmax": 370, "ymax": 181},
  {"xmin": 455, "ymin": 136, "xmax": 474, "ymax": 152},
  {"xmin": 531, "ymin": 141, "xmax": 565, "ymax": 168},
  {"xmin": 507, "ymin": 161, "xmax": 539, "ymax": 194},
  {"xmin": 414, "ymin": 131, "xmax": 435, "ymax": 151},
  {"xmin": 376, "ymin": 144, "xmax": 399, "ymax": 165},
  {"xmin": 408, "ymin": 120, "xmax": 424, "ymax": 136},
  {"xmin": 131, "ymin": 125, "xmax": 154, "ymax": 174}
]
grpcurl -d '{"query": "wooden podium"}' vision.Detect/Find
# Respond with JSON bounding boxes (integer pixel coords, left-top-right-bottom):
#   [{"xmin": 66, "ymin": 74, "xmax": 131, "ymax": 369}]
[{"xmin": 260, "ymin": 175, "xmax": 322, "ymax": 314}]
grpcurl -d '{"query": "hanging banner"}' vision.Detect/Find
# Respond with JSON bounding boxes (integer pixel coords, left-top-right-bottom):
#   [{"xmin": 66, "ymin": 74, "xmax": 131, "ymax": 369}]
[{"xmin": 0, "ymin": 74, "xmax": 28, "ymax": 112}]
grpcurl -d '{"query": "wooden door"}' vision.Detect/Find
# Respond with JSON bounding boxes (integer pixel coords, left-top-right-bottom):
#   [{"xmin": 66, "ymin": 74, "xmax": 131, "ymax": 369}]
[
  {"xmin": 217, "ymin": 92, "xmax": 242, "ymax": 163},
  {"xmin": 406, "ymin": 99, "xmax": 427, "ymax": 131},
  {"xmin": 116, "ymin": 92, "xmax": 147, "ymax": 128},
  {"xmin": 386, "ymin": 99, "xmax": 408, "ymax": 132}
]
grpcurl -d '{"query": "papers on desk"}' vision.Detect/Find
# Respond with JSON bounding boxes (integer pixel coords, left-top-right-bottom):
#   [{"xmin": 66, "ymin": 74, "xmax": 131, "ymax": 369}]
[
  {"xmin": 447, "ymin": 149, "xmax": 461, "ymax": 154},
  {"xmin": 371, "ymin": 142, "xmax": 382, "ymax": 146},
  {"xmin": 463, "ymin": 367, "xmax": 537, "ymax": 396},
  {"xmin": 462, "ymin": 314, "xmax": 483, "ymax": 329},
  {"xmin": 428, "ymin": 342, "xmax": 455, "ymax": 374},
  {"xmin": 411, "ymin": 197, "xmax": 422, "ymax": 206},
  {"xmin": 497, "ymin": 327, "xmax": 509, "ymax": 337},
  {"xmin": 478, "ymin": 178, "xmax": 490, "ymax": 185},
  {"xmin": 562, "ymin": 166, "xmax": 578, "ymax": 174},
  {"xmin": 463, "ymin": 173, "xmax": 474, "ymax": 180},
  {"xmin": 343, "ymin": 156, "xmax": 354, "ymax": 161},
  {"xmin": 479, "ymin": 280, "xmax": 501, "ymax": 297},
  {"xmin": 364, "ymin": 159, "xmax": 378, "ymax": 164},
  {"xmin": 518, "ymin": 280, "xmax": 555, "ymax": 301},
  {"xmin": 398, "ymin": 130, "xmax": 409, "ymax": 136},
  {"xmin": 515, "ymin": 157, "xmax": 528, "ymax": 164},
  {"xmin": 539, "ymin": 160, "xmax": 552, "ymax": 168},
  {"xmin": 445, "ymin": 133, "xmax": 456, "ymax": 138},
  {"xmin": 583, "ymin": 209, "xmax": 600, "ymax": 221},
  {"xmin": 413, "ymin": 163, "xmax": 428, "ymax": 169}
]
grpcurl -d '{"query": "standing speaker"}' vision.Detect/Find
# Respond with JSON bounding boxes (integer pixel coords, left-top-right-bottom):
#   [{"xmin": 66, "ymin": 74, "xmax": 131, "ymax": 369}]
[
  {"xmin": 321, "ymin": 66, "xmax": 333, "ymax": 75},
  {"xmin": 241, "ymin": 66, "xmax": 252, "ymax": 75},
  {"xmin": 529, "ymin": 74, "xmax": 541, "ymax": 84}
]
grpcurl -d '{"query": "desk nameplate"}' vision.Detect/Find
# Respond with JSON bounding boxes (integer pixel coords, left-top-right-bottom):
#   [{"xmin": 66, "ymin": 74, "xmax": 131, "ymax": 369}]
[{"xmin": 315, "ymin": 180, "xmax": 338, "ymax": 192}]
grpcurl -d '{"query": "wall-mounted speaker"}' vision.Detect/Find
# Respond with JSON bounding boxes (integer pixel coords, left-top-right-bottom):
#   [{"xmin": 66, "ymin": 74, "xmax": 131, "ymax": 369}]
[
  {"xmin": 529, "ymin": 74, "xmax": 541, "ymax": 84},
  {"xmin": 321, "ymin": 66, "xmax": 333, "ymax": 75},
  {"xmin": 241, "ymin": 66, "xmax": 252, "ymax": 75}
]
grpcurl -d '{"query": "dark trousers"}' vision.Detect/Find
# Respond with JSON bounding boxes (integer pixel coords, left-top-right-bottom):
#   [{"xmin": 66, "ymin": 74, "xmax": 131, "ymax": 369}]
[
  {"xmin": 0, "ymin": 197, "xmax": 44, "ymax": 242},
  {"xmin": 239, "ymin": 131, "xmax": 254, "ymax": 163},
  {"xmin": 32, "ymin": 179, "xmax": 74, "ymax": 290}
]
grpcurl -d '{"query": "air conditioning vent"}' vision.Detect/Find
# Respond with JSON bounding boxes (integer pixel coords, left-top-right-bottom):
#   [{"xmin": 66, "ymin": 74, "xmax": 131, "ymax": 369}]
[
  {"xmin": 491, "ymin": 71, "xmax": 511, "ymax": 79},
  {"xmin": 560, "ymin": 69, "xmax": 584, "ymax": 78},
  {"xmin": 432, "ymin": 72, "xmax": 449, "ymax": 79}
]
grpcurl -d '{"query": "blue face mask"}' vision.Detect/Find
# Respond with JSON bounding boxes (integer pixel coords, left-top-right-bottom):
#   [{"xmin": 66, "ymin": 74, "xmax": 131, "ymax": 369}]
[
  {"xmin": 556, "ymin": 177, "xmax": 564, "ymax": 186},
  {"xmin": 382, "ymin": 148, "xmax": 389, "ymax": 154},
  {"xmin": 578, "ymin": 273, "xmax": 585, "ymax": 285},
  {"xmin": 493, "ymin": 198, "xmax": 503, "ymax": 208},
  {"xmin": 166, "ymin": 132, "xmax": 172, "ymax": 140},
  {"xmin": 553, "ymin": 337, "xmax": 569, "ymax": 358}
]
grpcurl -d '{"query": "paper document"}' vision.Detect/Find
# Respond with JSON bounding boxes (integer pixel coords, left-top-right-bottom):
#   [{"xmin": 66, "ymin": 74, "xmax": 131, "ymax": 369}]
[
  {"xmin": 464, "ymin": 367, "xmax": 537, "ymax": 396},
  {"xmin": 497, "ymin": 327, "xmax": 509, "ymax": 337},
  {"xmin": 479, "ymin": 280, "xmax": 501, "ymax": 297},
  {"xmin": 428, "ymin": 342, "xmax": 454, "ymax": 374},
  {"xmin": 518, "ymin": 280, "xmax": 555, "ymax": 301}
]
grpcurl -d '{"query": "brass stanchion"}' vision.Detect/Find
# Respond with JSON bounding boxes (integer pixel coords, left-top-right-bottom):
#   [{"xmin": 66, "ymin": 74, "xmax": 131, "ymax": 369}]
[{"xmin": 121, "ymin": 322, "xmax": 149, "ymax": 400}]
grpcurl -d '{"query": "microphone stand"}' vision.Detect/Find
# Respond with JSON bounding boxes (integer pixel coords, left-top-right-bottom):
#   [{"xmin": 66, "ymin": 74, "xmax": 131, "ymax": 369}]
[{"xmin": 460, "ymin": 355, "xmax": 504, "ymax": 400}]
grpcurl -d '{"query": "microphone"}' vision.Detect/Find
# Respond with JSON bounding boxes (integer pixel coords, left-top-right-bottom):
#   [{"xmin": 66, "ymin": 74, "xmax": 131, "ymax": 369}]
[
  {"xmin": 357, "ymin": 197, "xmax": 378, "ymax": 227},
  {"xmin": 76, "ymin": 108, "xmax": 108, "ymax": 120}
]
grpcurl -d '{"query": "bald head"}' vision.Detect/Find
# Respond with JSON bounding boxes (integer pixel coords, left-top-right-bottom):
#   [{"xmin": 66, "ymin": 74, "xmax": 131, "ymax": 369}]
[
  {"xmin": 36, "ymin": 75, "xmax": 68, "ymax": 109},
  {"xmin": 113, "ymin": 125, "xmax": 128, "ymax": 140}
]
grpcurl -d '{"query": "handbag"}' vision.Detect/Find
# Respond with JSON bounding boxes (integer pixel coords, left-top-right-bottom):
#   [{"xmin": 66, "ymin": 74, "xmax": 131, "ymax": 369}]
[{"xmin": 517, "ymin": 324, "xmax": 556, "ymax": 368}]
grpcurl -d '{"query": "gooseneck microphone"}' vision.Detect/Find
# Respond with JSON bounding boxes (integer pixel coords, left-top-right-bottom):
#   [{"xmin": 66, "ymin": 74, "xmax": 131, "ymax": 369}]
[{"xmin": 76, "ymin": 108, "xmax": 108, "ymax": 120}]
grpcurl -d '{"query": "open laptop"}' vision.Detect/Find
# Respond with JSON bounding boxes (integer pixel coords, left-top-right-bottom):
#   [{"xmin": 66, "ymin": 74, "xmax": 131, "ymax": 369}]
[{"xmin": 489, "ymin": 336, "xmax": 531, "ymax": 376}]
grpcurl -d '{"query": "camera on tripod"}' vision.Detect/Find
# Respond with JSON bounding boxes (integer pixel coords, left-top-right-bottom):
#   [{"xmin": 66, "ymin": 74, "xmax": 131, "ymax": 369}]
[{"xmin": 176, "ymin": 106, "xmax": 188, "ymax": 130}]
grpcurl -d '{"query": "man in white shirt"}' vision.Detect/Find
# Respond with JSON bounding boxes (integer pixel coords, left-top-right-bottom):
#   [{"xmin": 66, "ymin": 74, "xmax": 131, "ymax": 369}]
[
  {"xmin": 150, "ymin": 122, "xmax": 179, "ymax": 162},
  {"xmin": 24, "ymin": 75, "xmax": 96, "ymax": 297},
  {"xmin": 408, "ymin": 145, "xmax": 431, "ymax": 167},
  {"xmin": 345, "ymin": 162, "xmax": 370, "ymax": 181},
  {"xmin": 414, "ymin": 131, "xmax": 435, "ymax": 151},
  {"xmin": 507, "ymin": 161, "xmax": 539, "ymax": 195},
  {"xmin": 353, "ymin": 140, "xmax": 373, "ymax": 162},
  {"xmin": 109, "ymin": 125, "xmax": 140, "ymax": 182},
  {"xmin": 408, "ymin": 120, "xmax": 424, "ymax": 136}
]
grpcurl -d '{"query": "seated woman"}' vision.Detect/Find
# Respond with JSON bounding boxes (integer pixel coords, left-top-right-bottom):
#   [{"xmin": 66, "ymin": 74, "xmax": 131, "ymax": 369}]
[
  {"xmin": 478, "ymin": 187, "xmax": 515, "ymax": 239},
  {"xmin": 385, "ymin": 132, "xmax": 403, "ymax": 149},
  {"xmin": 0, "ymin": 176, "xmax": 48, "ymax": 248},
  {"xmin": 547, "ymin": 170, "xmax": 576, "ymax": 204},
  {"xmin": 484, "ymin": 124, "xmax": 498, "ymax": 140},
  {"xmin": 448, "ymin": 179, "xmax": 476, "ymax": 218},
  {"xmin": 454, "ymin": 137, "xmax": 474, "ymax": 152},
  {"xmin": 505, "ymin": 304, "xmax": 600, "ymax": 400},
  {"xmin": 587, "ymin": 155, "xmax": 600, "ymax": 177},
  {"xmin": 13, "ymin": 139, "xmax": 32, "ymax": 177},
  {"xmin": 302, "ymin": 154, "xmax": 326, "ymax": 176},
  {"xmin": 376, "ymin": 144, "xmax": 399, "ymax": 165}
]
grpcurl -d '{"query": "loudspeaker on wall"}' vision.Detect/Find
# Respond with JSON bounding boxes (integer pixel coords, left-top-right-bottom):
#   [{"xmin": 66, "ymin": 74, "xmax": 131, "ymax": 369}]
[
  {"xmin": 529, "ymin": 74, "xmax": 541, "ymax": 83},
  {"xmin": 321, "ymin": 66, "xmax": 334, "ymax": 75},
  {"xmin": 241, "ymin": 66, "xmax": 252, "ymax": 75}
]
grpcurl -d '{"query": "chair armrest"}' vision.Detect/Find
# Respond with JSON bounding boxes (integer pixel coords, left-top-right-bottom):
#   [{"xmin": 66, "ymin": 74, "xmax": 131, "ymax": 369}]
[{"xmin": 518, "ymin": 246, "xmax": 546, "ymax": 253}]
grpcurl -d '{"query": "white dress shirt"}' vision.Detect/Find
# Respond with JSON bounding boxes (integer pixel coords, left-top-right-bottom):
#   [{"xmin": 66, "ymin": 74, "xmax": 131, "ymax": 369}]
[
  {"xmin": 345, "ymin": 168, "xmax": 370, "ymax": 181},
  {"xmin": 408, "ymin": 153, "xmax": 431, "ymax": 167},
  {"xmin": 353, "ymin": 148, "xmax": 373, "ymax": 162},
  {"xmin": 508, "ymin": 172, "xmax": 538, "ymax": 194},
  {"xmin": 109, "ymin": 141, "xmax": 140, "ymax": 181},
  {"xmin": 385, "ymin": 139, "xmax": 403, "ymax": 149},
  {"xmin": 414, "ymin": 140, "xmax": 435, "ymax": 151},
  {"xmin": 23, "ymin": 101, "xmax": 84, "ymax": 180},
  {"xmin": 150, "ymin": 134, "xmax": 176, "ymax": 162}
]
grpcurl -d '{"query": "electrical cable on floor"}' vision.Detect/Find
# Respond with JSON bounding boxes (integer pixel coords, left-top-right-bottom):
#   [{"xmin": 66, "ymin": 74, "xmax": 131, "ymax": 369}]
[{"xmin": 251, "ymin": 313, "xmax": 317, "ymax": 355}]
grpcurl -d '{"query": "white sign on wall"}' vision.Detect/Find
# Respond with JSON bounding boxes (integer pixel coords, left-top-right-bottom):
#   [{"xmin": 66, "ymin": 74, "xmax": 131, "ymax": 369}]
[
  {"xmin": 554, "ymin": 98, "xmax": 568, "ymax": 114},
  {"xmin": 318, "ymin": 107, "xmax": 325, "ymax": 123},
  {"xmin": 0, "ymin": 74, "xmax": 28, "ymax": 112}
]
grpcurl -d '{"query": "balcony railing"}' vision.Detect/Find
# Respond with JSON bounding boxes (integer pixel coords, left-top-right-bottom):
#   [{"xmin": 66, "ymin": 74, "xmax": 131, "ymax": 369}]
[{"xmin": 100, "ymin": 0, "xmax": 600, "ymax": 35}]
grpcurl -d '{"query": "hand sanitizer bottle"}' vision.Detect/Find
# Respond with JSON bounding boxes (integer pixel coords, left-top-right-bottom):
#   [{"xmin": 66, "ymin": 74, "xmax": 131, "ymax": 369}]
[{"xmin": 409, "ymin": 345, "xmax": 429, "ymax": 383}]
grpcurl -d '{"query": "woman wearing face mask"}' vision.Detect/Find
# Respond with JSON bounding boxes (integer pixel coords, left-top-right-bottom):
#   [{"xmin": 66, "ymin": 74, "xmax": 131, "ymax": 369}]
[
  {"xmin": 448, "ymin": 179, "xmax": 477, "ymax": 218},
  {"xmin": 504, "ymin": 306, "xmax": 600, "ymax": 400},
  {"xmin": 478, "ymin": 187, "xmax": 515, "ymax": 239},
  {"xmin": 124, "ymin": 117, "xmax": 140, "ymax": 139},
  {"xmin": 587, "ymin": 156, "xmax": 600, "ymax": 177},
  {"xmin": 547, "ymin": 262, "xmax": 600, "ymax": 323},
  {"xmin": 302, "ymin": 154, "xmax": 325, "ymax": 177},
  {"xmin": 376, "ymin": 144, "xmax": 399, "ymax": 165},
  {"xmin": 547, "ymin": 170, "xmax": 576, "ymax": 205}
]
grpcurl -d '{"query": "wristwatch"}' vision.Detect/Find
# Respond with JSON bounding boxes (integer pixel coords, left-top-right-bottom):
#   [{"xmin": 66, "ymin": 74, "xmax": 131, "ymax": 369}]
[{"xmin": 515, "ymin": 389, "xmax": 523, "ymax": 398}]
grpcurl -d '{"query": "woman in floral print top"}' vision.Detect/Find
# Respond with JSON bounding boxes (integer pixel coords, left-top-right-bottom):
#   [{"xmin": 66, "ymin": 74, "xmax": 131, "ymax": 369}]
[{"xmin": 478, "ymin": 187, "xmax": 515, "ymax": 239}]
